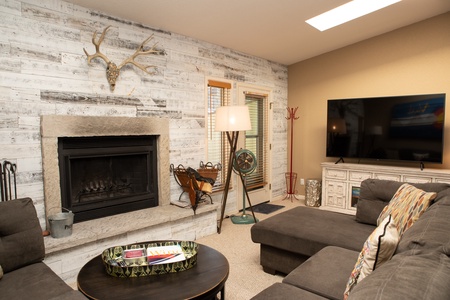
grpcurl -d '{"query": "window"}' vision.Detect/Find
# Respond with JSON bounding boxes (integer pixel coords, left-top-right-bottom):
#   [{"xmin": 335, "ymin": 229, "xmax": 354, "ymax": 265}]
[
  {"xmin": 207, "ymin": 80, "xmax": 231, "ymax": 192},
  {"xmin": 244, "ymin": 93, "xmax": 268, "ymax": 190}
]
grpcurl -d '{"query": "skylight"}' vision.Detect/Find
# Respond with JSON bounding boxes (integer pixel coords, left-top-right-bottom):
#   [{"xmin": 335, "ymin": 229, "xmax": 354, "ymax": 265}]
[{"xmin": 306, "ymin": 0, "xmax": 402, "ymax": 31}]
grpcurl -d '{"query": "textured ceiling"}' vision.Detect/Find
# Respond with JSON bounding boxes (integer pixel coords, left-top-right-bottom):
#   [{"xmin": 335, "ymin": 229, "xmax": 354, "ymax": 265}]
[{"xmin": 66, "ymin": 0, "xmax": 450, "ymax": 65}]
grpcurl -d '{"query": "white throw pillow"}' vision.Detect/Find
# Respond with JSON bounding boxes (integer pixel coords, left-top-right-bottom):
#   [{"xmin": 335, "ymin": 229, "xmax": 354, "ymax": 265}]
[{"xmin": 343, "ymin": 215, "xmax": 399, "ymax": 299}]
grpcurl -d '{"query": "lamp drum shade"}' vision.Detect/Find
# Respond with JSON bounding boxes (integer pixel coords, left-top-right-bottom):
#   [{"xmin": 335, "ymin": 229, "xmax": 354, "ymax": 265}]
[{"xmin": 215, "ymin": 106, "xmax": 252, "ymax": 132}]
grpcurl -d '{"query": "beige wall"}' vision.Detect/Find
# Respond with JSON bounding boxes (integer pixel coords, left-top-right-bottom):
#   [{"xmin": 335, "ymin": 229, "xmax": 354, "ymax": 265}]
[{"xmin": 288, "ymin": 12, "xmax": 450, "ymax": 194}]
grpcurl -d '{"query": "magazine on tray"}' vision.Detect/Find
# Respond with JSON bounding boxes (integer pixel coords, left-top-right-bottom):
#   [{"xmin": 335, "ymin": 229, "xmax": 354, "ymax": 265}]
[{"xmin": 146, "ymin": 245, "xmax": 186, "ymax": 265}]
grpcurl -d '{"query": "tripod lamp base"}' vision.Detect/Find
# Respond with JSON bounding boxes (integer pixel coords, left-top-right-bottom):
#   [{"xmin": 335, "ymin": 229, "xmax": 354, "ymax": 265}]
[{"xmin": 231, "ymin": 213, "xmax": 258, "ymax": 224}]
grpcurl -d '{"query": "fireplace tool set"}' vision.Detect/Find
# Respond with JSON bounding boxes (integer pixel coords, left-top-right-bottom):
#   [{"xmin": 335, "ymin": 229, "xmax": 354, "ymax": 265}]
[{"xmin": 1, "ymin": 160, "xmax": 17, "ymax": 202}]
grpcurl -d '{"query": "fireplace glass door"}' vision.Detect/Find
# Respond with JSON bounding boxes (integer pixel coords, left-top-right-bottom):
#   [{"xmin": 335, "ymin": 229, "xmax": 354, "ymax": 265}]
[{"xmin": 58, "ymin": 135, "xmax": 158, "ymax": 223}]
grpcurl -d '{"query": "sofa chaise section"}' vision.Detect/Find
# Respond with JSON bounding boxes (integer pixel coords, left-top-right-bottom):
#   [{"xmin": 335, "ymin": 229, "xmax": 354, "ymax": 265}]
[{"xmin": 251, "ymin": 206, "xmax": 374, "ymax": 274}]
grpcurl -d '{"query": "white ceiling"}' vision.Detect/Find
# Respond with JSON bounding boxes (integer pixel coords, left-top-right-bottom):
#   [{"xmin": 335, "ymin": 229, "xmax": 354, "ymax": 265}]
[{"xmin": 66, "ymin": 0, "xmax": 450, "ymax": 66}]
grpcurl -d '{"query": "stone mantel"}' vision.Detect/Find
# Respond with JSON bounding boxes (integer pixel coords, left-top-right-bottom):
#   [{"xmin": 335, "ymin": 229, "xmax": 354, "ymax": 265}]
[{"xmin": 40, "ymin": 115, "xmax": 171, "ymax": 227}]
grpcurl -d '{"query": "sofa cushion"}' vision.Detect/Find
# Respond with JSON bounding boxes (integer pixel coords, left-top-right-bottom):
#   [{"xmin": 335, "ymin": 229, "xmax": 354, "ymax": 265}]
[
  {"xmin": 396, "ymin": 197, "xmax": 450, "ymax": 255},
  {"xmin": 355, "ymin": 199, "xmax": 387, "ymax": 225},
  {"xmin": 355, "ymin": 179, "xmax": 449, "ymax": 226},
  {"xmin": 250, "ymin": 283, "xmax": 328, "ymax": 300},
  {"xmin": 432, "ymin": 186, "xmax": 450, "ymax": 204},
  {"xmin": 0, "ymin": 198, "xmax": 45, "ymax": 273},
  {"xmin": 259, "ymin": 244, "xmax": 310, "ymax": 275},
  {"xmin": 343, "ymin": 215, "xmax": 399, "ymax": 299},
  {"xmin": 377, "ymin": 183, "xmax": 436, "ymax": 236},
  {"xmin": 251, "ymin": 206, "xmax": 375, "ymax": 258},
  {"xmin": 358, "ymin": 179, "xmax": 449, "ymax": 203},
  {"xmin": 0, "ymin": 262, "xmax": 86, "ymax": 299},
  {"xmin": 436, "ymin": 194, "xmax": 450, "ymax": 206},
  {"xmin": 348, "ymin": 253, "xmax": 450, "ymax": 300},
  {"xmin": 283, "ymin": 246, "xmax": 359, "ymax": 300}
]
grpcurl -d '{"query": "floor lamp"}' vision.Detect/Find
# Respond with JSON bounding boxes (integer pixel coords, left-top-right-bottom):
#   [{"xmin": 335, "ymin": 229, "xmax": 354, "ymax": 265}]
[{"xmin": 215, "ymin": 105, "xmax": 258, "ymax": 234}]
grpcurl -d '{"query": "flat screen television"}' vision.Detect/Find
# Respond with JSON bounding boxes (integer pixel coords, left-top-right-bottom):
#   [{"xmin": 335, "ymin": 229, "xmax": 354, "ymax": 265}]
[{"xmin": 326, "ymin": 93, "xmax": 446, "ymax": 165}]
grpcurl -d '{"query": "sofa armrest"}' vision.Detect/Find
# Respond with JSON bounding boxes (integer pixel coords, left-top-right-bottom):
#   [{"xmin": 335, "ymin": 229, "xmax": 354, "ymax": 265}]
[{"xmin": 0, "ymin": 198, "xmax": 45, "ymax": 273}]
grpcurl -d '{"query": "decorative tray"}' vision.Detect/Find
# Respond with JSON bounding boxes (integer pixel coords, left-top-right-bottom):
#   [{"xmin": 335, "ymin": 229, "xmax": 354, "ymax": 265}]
[{"xmin": 102, "ymin": 240, "xmax": 198, "ymax": 277}]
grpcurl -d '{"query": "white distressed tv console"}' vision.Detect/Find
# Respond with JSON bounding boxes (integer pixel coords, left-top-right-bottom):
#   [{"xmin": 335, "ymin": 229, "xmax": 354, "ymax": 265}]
[{"xmin": 321, "ymin": 162, "xmax": 450, "ymax": 215}]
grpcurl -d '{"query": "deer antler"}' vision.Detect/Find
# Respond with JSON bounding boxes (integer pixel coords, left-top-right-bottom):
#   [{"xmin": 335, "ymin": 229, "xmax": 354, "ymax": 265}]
[
  {"xmin": 83, "ymin": 26, "xmax": 163, "ymax": 91},
  {"xmin": 118, "ymin": 34, "xmax": 160, "ymax": 75},
  {"xmin": 83, "ymin": 26, "xmax": 111, "ymax": 65}
]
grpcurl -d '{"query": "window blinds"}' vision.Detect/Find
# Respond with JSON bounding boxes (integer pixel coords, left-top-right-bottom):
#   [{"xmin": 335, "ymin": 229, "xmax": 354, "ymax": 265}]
[
  {"xmin": 245, "ymin": 94, "xmax": 268, "ymax": 190},
  {"xmin": 207, "ymin": 80, "xmax": 231, "ymax": 192}
]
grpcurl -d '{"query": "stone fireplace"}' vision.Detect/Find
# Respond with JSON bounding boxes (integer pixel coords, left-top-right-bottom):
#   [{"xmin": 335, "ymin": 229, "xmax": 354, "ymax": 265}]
[{"xmin": 41, "ymin": 115, "xmax": 170, "ymax": 225}]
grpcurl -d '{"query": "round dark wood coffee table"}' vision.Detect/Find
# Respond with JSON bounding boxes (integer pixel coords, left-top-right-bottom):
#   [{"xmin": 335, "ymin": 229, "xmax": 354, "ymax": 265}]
[{"xmin": 77, "ymin": 243, "xmax": 229, "ymax": 300}]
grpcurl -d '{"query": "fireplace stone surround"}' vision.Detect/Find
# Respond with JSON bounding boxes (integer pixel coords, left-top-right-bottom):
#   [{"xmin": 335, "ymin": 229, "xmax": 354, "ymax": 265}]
[{"xmin": 41, "ymin": 115, "xmax": 171, "ymax": 224}]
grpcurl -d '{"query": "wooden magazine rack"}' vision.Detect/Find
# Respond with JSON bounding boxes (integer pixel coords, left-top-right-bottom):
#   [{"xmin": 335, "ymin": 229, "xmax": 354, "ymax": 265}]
[{"xmin": 170, "ymin": 162, "xmax": 221, "ymax": 213}]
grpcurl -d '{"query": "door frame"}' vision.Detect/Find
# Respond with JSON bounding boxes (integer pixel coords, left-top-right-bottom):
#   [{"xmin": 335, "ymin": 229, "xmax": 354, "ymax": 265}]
[{"xmin": 236, "ymin": 83, "xmax": 273, "ymax": 209}]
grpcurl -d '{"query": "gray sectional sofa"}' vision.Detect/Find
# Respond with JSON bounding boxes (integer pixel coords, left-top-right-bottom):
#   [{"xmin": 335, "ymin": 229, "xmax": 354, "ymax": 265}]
[
  {"xmin": 0, "ymin": 198, "xmax": 86, "ymax": 299},
  {"xmin": 251, "ymin": 179, "xmax": 450, "ymax": 299}
]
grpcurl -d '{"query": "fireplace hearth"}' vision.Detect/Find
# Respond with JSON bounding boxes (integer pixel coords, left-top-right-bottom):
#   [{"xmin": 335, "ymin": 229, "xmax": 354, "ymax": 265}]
[{"xmin": 58, "ymin": 135, "xmax": 158, "ymax": 223}]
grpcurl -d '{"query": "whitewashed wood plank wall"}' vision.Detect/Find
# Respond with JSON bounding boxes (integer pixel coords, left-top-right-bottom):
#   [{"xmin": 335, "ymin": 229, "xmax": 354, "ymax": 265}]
[{"xmin": 0, "ymin": 0, "xmax": 288, "ymax": 228}]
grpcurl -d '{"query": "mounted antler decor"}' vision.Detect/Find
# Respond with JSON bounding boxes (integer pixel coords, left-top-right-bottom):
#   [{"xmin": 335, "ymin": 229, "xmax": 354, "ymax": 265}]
[{"xmin": 83, "ymin": 26, "xmax": 164, "ymax": 91}]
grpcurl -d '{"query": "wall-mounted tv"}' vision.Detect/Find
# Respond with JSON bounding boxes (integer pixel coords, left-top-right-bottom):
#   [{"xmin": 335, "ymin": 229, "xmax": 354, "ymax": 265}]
[{"xmin": 326, "ymin": 93, "xmax": 446, "ymax": 165}]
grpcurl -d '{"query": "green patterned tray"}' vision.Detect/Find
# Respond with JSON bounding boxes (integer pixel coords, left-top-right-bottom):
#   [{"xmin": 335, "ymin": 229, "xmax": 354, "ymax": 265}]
[{"xmin": 102, "ymin": 240, "xmax": 198, "ymax": 277}]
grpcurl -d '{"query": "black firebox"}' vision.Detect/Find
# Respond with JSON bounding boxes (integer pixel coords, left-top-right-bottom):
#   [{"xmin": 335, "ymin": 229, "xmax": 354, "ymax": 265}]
[{"xmin": 58, "ymin": 135, "xmax": 158, "ymax": 223}]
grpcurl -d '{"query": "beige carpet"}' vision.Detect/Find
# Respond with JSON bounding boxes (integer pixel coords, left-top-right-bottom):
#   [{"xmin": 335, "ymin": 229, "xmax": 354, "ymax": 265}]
[{"xmin": 196, "ymin": 198, "xmax": 303, "ymax": 300}]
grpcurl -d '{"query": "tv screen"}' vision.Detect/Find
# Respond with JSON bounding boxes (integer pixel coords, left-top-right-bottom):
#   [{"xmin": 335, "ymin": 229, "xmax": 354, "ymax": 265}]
[{"xmin": 326, "ymin": 93, "xmax": 446, "ymax": 164}]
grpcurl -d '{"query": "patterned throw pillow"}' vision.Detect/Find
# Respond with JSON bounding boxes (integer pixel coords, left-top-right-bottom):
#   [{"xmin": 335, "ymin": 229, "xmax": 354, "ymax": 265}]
[
  {"xmin": 377, "ymin": 183, "xmax": 436, "ymax": 236},
  {"xmin": 343, "ymin": 215, "xmax": 399, "ymax": 299}
]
